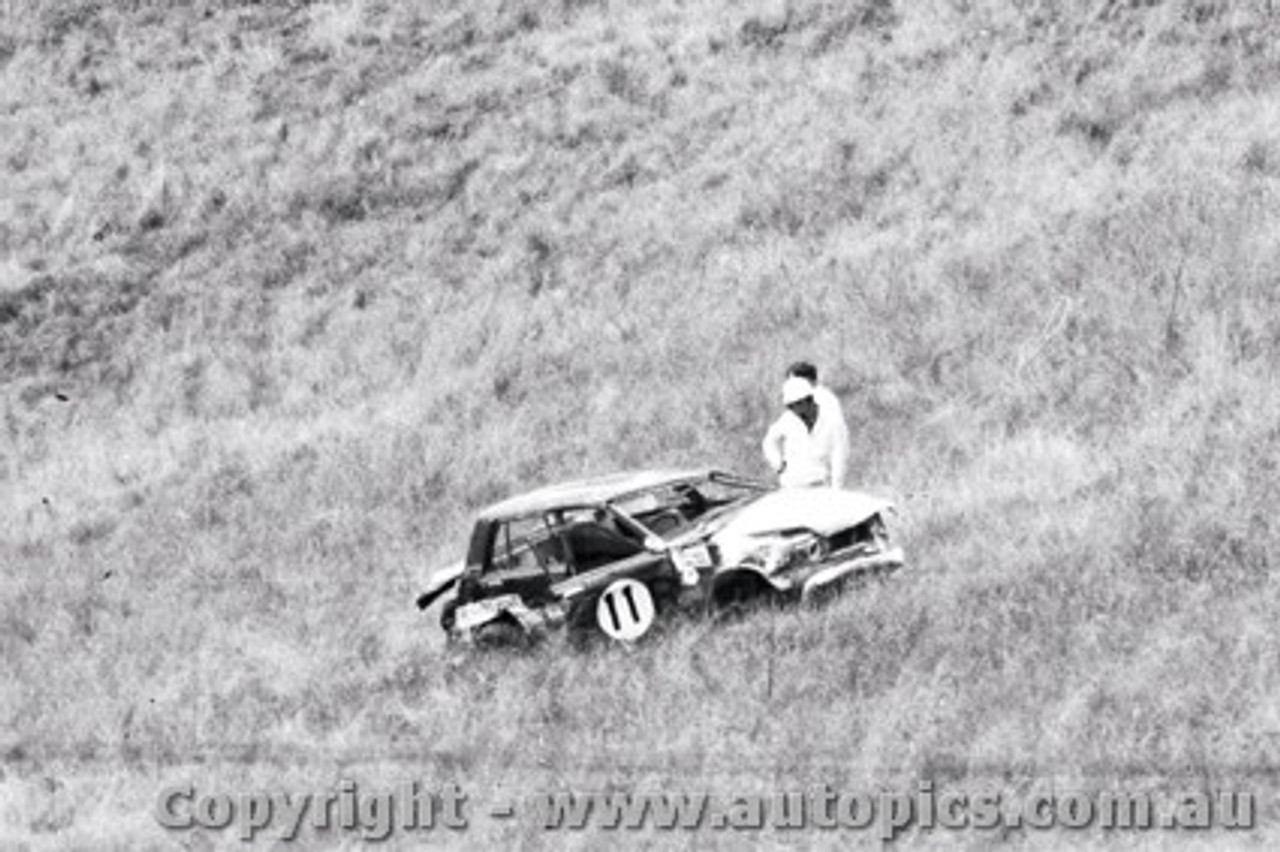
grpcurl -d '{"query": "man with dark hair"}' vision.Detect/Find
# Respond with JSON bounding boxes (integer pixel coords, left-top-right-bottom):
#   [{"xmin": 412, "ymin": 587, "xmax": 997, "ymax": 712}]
[
  {"xmin": 761, "ymin": 363, "xmax": 851, "ymax": 488},
  {"xmin": 787, "ymin": 361, "xmax": 819, "ymax": 384}
]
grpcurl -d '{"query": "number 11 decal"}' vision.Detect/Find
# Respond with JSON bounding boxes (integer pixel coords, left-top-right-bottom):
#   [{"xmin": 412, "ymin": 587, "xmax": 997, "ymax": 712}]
[{"xmin": 596, "ymin": 578, "xmax": 656, "ymax": 641}]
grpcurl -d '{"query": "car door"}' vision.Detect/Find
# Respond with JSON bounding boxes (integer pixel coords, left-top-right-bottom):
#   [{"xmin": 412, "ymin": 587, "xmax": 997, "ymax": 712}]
[
  {"xmin": 475, "ymin": 513, "xmax": 571, "ymax": 608},
  {"xmin": 549, "ymin": 507, "xmax": 646, "ymax": 573}
]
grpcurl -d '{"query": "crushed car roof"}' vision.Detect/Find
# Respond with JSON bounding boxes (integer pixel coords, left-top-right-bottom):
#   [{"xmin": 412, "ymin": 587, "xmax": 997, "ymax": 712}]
[{"xmin": 478, "ymin": 467, "xmax": 723, "ymax": 520}]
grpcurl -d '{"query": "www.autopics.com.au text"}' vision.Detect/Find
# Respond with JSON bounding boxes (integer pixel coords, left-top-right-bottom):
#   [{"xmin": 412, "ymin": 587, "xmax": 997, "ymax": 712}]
[{"xmin": 154, "ymin": 780, "xmax": 1259, "ymax": 842}]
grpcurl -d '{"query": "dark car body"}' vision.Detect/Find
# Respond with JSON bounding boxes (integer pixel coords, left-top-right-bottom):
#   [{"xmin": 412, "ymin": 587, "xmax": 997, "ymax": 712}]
[{"xmin": 416, "ymin": 467, "xmax": 904, "ymax": 646}]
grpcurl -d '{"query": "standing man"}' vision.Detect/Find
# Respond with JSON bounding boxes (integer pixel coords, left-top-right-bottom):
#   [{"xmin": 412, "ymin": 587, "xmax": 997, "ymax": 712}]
[{"xmin": 761, "ymin": 364, "xmax": 850, "ymax": 488}]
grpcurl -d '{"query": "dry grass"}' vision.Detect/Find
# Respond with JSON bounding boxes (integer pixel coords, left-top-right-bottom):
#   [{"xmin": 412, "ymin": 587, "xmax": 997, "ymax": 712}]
[{"xmin": 3, "ymin": 0, "xmax": 1280, "ymax": 847}]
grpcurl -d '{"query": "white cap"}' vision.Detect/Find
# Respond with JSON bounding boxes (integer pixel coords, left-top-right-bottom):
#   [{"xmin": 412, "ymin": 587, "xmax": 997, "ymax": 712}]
[{"xmin": 782, "ymin": 376, "xmax": 814, "ymax": 405}]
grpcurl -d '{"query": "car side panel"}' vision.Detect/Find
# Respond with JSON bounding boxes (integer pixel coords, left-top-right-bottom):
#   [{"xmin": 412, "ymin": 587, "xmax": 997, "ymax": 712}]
[{"xmin": 551, "ymin": 550, "xmax": 673, "ymax": 601}]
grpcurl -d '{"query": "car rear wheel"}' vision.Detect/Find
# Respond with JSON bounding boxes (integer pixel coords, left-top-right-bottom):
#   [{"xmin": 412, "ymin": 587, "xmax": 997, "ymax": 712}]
[
  {"xmin": 439, "ymin": 599, "xmax": 459, "ymax": 633},
  {"xmin": 473, "ymin": 619, "xmax": 530, "ymax": 650}
]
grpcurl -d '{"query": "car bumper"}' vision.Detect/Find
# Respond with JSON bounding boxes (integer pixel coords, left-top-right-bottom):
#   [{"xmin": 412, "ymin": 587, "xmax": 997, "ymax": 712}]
[{"xmin": 791, "ymin": 546, "xmax": 905, "ymax": 604}]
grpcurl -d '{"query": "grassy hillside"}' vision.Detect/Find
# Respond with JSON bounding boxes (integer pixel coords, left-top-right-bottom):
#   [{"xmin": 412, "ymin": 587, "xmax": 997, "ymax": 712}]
[{"xmin": 4, "ymin": 0, "xmax": 1280, "ymax": 847}]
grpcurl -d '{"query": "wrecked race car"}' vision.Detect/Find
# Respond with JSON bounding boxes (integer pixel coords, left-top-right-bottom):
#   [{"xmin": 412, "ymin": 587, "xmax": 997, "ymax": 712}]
[{"xmin": 415, "ymin": 467, "xmax": 904, "ymax": 647}]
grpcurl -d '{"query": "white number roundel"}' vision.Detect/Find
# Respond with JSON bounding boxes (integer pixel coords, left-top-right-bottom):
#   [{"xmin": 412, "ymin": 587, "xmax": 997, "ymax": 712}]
[{"xmin": 596, "ymin": 579, "xmax": 656, "ymax": 641}]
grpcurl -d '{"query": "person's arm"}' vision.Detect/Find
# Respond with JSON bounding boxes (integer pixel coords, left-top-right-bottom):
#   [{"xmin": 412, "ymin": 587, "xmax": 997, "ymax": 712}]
[
  {"xmin": 823, "ymin": 389, "xmax": 851, "ymax": 489},
  {"xmin": 830, "ymin": 421, "xmax": 849, "ymax": 489},
  {"xmin": 762, "ymin": 418, "xmax": 786, "ymax": 476}
]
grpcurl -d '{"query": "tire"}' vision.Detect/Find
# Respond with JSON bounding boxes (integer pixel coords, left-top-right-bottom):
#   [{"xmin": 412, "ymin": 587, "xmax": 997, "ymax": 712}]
[
  {"xmin": 473, "ymin": 618, "xmax": 530, "ymax": 651},
  {"xmin": 439, "ymin": 599, "xmax": 459, "ymax": 633},
  {"xmin": 711, "ymin": 574, "xmax": 775, "ymax": 623}
]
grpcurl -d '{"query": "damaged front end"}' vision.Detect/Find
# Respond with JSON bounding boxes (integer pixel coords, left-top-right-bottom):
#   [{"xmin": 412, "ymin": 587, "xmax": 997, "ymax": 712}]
[{"xmin": 703, "ymin": 488, "xmax": 905, "ymax": 608}]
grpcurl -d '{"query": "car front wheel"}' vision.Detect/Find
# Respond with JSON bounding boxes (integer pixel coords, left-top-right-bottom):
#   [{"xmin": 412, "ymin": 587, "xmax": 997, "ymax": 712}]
[{"xmin": 711, "ymin": 573, "xmax": 776, "ymax": 622}]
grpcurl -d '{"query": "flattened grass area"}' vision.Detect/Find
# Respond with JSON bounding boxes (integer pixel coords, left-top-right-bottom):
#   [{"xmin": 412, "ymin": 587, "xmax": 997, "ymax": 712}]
[{"xmin": 3, "ymin": 0, "xmax": 1280, "ymax": 847}]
